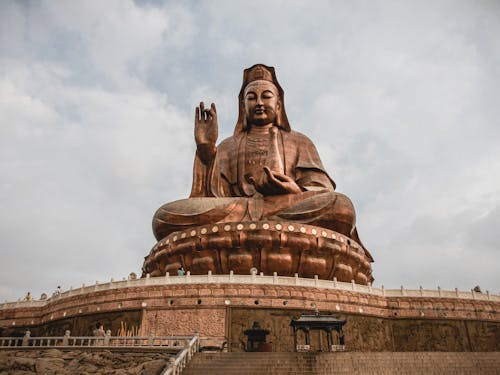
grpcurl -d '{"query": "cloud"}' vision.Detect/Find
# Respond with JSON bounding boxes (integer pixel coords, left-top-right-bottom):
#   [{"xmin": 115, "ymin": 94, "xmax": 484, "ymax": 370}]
[
  {"xmin": 0, "ymin": 60, "xmax": 195, "ymax": 295},
  {"xmin": 0, "ymin": 0, "xmax": 499, "ymax": 301},
  {"xmin": 0, "ymin": 1, "xmax": 198, "ymax": 300}
]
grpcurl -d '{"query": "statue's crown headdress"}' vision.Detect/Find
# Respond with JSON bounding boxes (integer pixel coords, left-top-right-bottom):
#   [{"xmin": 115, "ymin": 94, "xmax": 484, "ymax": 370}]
[
  {"xmin": 246, "ymin": 65, "xmax": 274, "ymax": 84},
  {"xmin": 235, "ymin": 64, "xmax": 290, "ymax": 134}
]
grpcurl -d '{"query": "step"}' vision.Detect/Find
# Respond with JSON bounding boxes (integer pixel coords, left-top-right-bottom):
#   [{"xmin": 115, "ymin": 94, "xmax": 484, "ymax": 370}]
[{"xmin": 182, "ymin": 352, "xmax": 500, "ymax": 375}]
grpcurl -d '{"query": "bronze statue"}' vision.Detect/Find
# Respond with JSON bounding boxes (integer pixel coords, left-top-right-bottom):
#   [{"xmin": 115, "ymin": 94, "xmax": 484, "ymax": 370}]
[{"xmin": 143, "ymin": 64, "xmax": 373, "ymax": 284}]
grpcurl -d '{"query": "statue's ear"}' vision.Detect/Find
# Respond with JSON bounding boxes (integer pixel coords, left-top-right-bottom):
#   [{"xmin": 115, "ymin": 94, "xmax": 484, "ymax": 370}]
[
  {"xmin": 242, "ymin": 113, "xmax": 248, "ymax": 131},
  {"xmin": 276, "ymin": 101, "xmax": 283, "ymax": 127}
]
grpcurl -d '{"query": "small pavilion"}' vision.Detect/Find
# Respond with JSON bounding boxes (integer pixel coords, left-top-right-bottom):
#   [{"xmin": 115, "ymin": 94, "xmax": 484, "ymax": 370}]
[{"xmin": 290, "ymin": 312, "xmax": 346, "ymax": 352}]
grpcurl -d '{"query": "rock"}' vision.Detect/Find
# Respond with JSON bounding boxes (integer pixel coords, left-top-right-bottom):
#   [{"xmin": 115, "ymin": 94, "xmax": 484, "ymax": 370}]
[
  {"xmin": 98, "ymin": 350, "xmax": 114, "ymax": 360},
  {"xmin": 139, "ymin": 359, "xmax": 168, "ymax": 375},
  {"xmin": 35, "ymin": 357, "xmax": 65, "ymax": 375},
  {"xmin": 89, "ymin": 353, "xmax": 111, "ymax": 367},
  {"xmin": 80, "ymin": 363, "xmax": 99, "ymax": 373},
  {"xmin": 62, "ymin": 352, "xmax": 77, "ymax": 360},
  {"xmin": 11, "ymin": 357, "xmax": 36, "ymax": 371},
  {"xmin": 0, "ymin": 350, "xmax": 175, "ymax": 375},
  {"xmin": 126, "ymin": 363, "xmax": 144, "ymax": 375},
  {"xmin": 66, "ymin": 357, "xmax": 81, "ymax": 370},
  {"xmin": 79, "ymin": 352, "xmax": 93, "ymax": 361},
  {"xmin": 44, "ymin": 349, "xmax": 63, "ymax": 358},
  {"xmin": 15, "ymin": 351, "xmax": 32, "ymax": 356}
]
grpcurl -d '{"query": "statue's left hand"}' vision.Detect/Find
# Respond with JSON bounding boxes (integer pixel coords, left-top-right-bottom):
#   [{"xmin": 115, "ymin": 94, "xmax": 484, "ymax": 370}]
[{"xmin": 249, "ymin": 166, "xmax": 302, "ymax": 195}]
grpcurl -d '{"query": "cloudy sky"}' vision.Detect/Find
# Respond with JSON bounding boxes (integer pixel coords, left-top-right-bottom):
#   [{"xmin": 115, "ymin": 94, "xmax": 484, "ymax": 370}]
[{"xmin": 1, "ymin": 0, "xmax": 499, "ymax": 302}]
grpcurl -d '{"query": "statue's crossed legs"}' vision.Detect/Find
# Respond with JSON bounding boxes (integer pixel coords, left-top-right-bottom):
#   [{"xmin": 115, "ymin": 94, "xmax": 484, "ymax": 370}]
[{"xmin": 152, "ymin": 191, "xmax": 356, "ymax": 242}]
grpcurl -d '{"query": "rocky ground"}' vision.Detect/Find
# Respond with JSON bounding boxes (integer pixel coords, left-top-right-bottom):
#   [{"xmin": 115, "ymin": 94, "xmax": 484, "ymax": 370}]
[{"xmin": 0, "ymin": 349, "xmax": 174, "ymax": 375}]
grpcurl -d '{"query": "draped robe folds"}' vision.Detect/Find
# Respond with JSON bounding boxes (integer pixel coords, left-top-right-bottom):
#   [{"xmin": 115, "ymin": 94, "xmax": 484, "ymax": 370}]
[
  {"xmin": 152, "ymin": 128, "xmax": 370, "ymax": 257},
  {"xmin": 192, "ymin": 129, "xmax": 335, "ymax": 198}
]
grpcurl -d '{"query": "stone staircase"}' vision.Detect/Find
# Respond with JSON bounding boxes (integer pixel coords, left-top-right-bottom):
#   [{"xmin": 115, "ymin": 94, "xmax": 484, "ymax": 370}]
[{"xmin": 182, "ymin": 352, "xmax": 500, "ymax": 375}]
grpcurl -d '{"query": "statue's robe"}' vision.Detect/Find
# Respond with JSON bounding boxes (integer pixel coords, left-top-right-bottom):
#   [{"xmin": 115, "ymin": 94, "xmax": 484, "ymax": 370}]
[
  {"xmin": 191, "ymin": 129, "xmax": 334, "ymax": 198},
  {"xmin": 153, "ymin": 129, "xmax": 369, "ymax": 257}
]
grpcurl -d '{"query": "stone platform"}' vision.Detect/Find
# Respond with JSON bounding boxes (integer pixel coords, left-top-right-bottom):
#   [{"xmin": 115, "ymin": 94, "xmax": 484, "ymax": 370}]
[
  {"xmin": 1, "ymin": 275, "xmax": 498, "ymax": 352},
  {"xmin": 183, "ymin": 352, "xmax": 500, "ymax": 375},
  {"xmin": 143, "ymin": 221, "xmax": 373, "ymax": 284}
]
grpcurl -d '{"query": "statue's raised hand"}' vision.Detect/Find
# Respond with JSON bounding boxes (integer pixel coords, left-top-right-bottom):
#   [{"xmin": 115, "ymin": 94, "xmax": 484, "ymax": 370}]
[{"xmin": 195, "ymin": 102, "xmax": 218, "ymax": 146}]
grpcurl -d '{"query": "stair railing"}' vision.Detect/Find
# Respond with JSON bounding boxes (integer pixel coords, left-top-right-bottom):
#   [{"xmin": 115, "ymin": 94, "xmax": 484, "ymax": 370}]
[{"xmin": 162, "ymin": 333, "xmax": 200, "ymax": 375}]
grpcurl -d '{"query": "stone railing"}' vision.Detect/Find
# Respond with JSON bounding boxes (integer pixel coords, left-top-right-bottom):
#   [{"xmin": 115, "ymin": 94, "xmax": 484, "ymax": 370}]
[
  {"xmin": 163, "ymin": 334, "xmax": 199, "ymax": 375},
  {"xmin": 0, "ymin": 330, "xmax": 197, "ymax": 351},
  {"xmin": 1, "ymin": 272, "xmax": 498, "ymax": 309},
  {"xmin": 0, "ymin": 331, "xmax": 199, "ymax": 375}
]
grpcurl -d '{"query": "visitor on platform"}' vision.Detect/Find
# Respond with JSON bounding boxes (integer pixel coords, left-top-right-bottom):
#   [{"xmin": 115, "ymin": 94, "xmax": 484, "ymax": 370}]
[
  {"xmin": 93, "ymin": 323, "xmax": 105, "ymax": 337},
  {"xmin": 53, "ymin": 286, "xmax": 62, "ymax": 297},
  {"xmin": 93, "ymin": 322, "xmax": 106, "ymax": 346},
  {"xmin": 177, "ymin": 266, "xmax": 185, "ymax": 276},
  {"xmin": 24, "ymin": 292, "xmax": 31, "ymax": 301}
]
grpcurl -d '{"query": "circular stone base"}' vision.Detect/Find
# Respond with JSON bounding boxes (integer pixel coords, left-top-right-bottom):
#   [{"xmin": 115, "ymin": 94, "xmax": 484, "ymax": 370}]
[{"xmin": 142, "ymin": 221, "xmax": 373, "ymax": 285}]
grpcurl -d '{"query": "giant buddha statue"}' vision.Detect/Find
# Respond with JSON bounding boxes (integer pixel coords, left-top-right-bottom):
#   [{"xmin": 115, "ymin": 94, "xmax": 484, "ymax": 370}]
[{"xmin": 143, "ymin": 64, "xmax": 374, "ymax": 284}]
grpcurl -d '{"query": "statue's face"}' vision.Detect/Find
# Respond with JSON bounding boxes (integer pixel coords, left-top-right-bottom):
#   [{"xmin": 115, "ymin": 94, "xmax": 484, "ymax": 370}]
[{"xmin": 244, "ymin": 80, "xmax": 280, "ymax": 126}]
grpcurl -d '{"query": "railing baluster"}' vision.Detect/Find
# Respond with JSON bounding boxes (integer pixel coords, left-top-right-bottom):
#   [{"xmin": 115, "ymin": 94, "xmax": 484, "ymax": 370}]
[{"xmin": 0, "ymin": 331, "xmax": 200, "ymax": 375}]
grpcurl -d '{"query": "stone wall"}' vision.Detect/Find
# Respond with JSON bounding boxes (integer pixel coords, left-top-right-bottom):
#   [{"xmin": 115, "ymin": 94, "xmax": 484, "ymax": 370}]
[
  {"xmin": 229, "ymin": 308, "xmax": 500, "ymax": 352},
  {"xmin": 1, "ymin": 275, "xmax": 498, "ymax": 352},
  {"xmin": 140, "ymin": 308, "xmax": 226, "ymax": 337}
]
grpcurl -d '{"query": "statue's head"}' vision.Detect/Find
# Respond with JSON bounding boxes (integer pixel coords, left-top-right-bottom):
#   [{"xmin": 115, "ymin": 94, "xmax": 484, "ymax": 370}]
[{"xmin": 234, "ymin": 64, "xmax": 290, "ymax": 134}]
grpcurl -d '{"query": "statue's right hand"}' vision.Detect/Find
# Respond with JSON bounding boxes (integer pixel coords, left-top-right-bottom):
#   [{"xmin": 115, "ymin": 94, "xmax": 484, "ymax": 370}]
[{"xmin": 195, "ymin": 102, "xmax": 218, "ymax": 146}]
